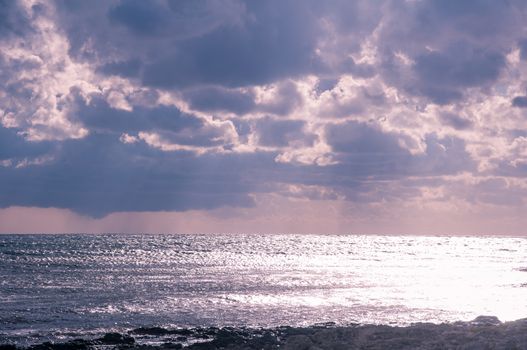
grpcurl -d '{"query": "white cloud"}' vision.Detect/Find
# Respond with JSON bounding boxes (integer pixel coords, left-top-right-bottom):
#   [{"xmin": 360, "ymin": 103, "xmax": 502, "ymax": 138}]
[{"xmin": 119, "ymin": 133, "xmax": 138, "ymax": 144}]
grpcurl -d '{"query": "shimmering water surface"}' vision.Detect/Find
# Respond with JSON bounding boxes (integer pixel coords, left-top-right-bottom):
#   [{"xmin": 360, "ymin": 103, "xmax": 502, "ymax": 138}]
[{"xmin": 1, "ymin": 234, "xmax": 527, "ymax": 344}]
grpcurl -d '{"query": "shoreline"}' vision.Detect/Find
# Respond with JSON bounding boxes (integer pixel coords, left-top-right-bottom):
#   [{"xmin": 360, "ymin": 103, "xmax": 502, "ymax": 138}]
[
  {"xmin": 2, "ymin": 233, "xmax": 527, "ymax": 238},
  {"xmin": 2, "ymin": 316, "xmax": 527, "ymax": 350}
]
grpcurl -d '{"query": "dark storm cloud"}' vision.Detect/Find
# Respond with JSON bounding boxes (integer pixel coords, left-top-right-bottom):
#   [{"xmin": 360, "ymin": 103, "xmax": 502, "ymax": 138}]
[
  {"xmin": 439, "ymin": 113, "xmax": 473, "ymax": 130},
  {"xmin": 182, "ymin": 86, "xmax": 256, "ymax": 115},
  {"xmin": 97, "ymin": 59, "xmax": 142, "ymax": 78},
  {"xmin": 255, "ymin": 117, "xmax": 316, "ymax": 148},
  {"xmin": 108, "ymin": 0, "xmax": 170, "ymax": 36},
  {"xmin": 512, "ymin": 96, "xmax": 527, "ymax": 108},
  {"xmin": 182, "ymin": 81, "xmax": 302, "ymax": 116},
  {"xmin": 258, "ymin": 81, "xmax": 303, "ymax": 116},
  {"xmin": 326, "ymin": 122, "xmax": 474, "ymax": 178},
  {"xmin": 421, "ymin": 0, "xmax": 520, "ymax": 38},
  {"xmin": 140, "ymin": 1, "xmax": 322, "ymax": 88},
  {"xmin": 325, "ymin": 122, "xmax": 416, "ymax": 182},
  {"xmin": 413, "ymin": 135, "xmax": 475, "ymax": 176},
  {"xmin": 316, "ymin": 78, "xmax": 339, "ymax": 95},
  {"xmin": 0, "ymin": 133, "xmax": 260, "ymax": 217},
  {"xmin": 53, "ymin": 0, "xmax": 249, "ymax": 66},
  {"xmin": 4, "ymin": 0, "xmax": 527, "ymax": 219},
  {"xmin": 53, "ymin": 0, "xmax": 383, "ymax": 88},
  {"xmin": 0, "ymin": 126, "xmax": 53, "ymax": 160},
  {"xmin": 51, "ymin": 0, "xmax": 525, "ymax": 104},
  {"xmin": 519, "ymin": 38, "xmax": 527, "ymax": 60},
  {"xmin": 412, "ymin": 46, "xmax": 505, "ymax": 104},
  {"xmin": 416, "ymin": 49, "xmax": 503, "ymax": 88},
  {"xmin": 76, "ymin": 98, "xmax": 203, "ymax": 134},
  {"xmin": 380, "ymin": 42, "xmax": 507, "ymax": 105},
  {"xmin": 74, "ymin": 98, "xmax": 237, "ymax": 149},
  {"xmin": 0, "ymin": 0, "xmax": 30, "ymax": 38},
  {"xmin": 378, "ymin": 0, "xmax": 523, "ymax": 104},
  {"xmin": 380, "ymin": 0, "xmax": 523, "ymax": 49},
  {"xmin": 0, "ymin": 120, "xmax": 474, "ymax": 218},
  {"xmin": 326, "ymin": 122, "xmax": 408, "ymax": 156}
]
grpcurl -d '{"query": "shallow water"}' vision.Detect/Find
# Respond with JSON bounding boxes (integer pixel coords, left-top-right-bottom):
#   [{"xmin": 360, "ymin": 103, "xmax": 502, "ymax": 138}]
[{"xmin": 1, "ymin": 234, "xmax": 526, "ymax": 344}]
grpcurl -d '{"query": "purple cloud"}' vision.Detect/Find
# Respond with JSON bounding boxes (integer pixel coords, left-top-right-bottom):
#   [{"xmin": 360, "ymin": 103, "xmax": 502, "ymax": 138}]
[{"xmin": 1, "ymin": 0, "xmax": 527, "ymax": 233}]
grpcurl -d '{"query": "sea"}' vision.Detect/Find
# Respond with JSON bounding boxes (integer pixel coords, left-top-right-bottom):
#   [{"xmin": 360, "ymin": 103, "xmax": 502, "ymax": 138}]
[{"xmin": 1, "ymin": 234, "xmax": 526, "ymax": 345}]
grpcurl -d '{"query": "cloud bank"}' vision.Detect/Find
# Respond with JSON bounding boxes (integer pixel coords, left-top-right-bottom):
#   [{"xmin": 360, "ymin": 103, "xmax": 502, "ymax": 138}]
[{"xmin": 2, "ymin": 0, "xmax": 527, "ymax": 234}]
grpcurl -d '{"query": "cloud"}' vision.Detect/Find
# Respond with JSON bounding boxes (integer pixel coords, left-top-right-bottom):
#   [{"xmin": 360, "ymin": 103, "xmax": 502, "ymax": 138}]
[
  {"xmin": 0, "ymin": 126, "xmax": 53, "ymax": 160},
  {"xmin": 0, "ymin": 133, "xmax": 259, "ymax": 217},
  {"xmin": 97, "ymin": 59, "xmax": 142, "ymax": 78},
  {"xmin": 255, "ymin": 117, "xmax": 316, "ymax": 148},
  {"xmin": 182, "ymin": 86, "xmax": 256, "ymax": 115},
  {"xmin": 377, "ymin": 0, "xmax": 523, "ymax": 104},
  {"xmin": 512, "ymin": 96, "xmax": 527, "ymax": 108},
  {"xmin": 439, "ymin": 112, "xmax": 473, "ymax": 130},
  {"xmin": 140, "ymin": 2, "xmax": 323, "ymax": 88},
  {"xmin": 326, "ymin": 121, "xmax": 409, "ymax": 157},
  {"xmin": 324, "ymin": 121, "xmax": 475, "ymax": 194},
  {"xmin": 54, "ymin": 0, "xmax": 383, "ymax": 88},
  {"xmin": 108, "ymin": 0, "xmax": 170, "ymax": 36},
  {"xmin": 76, "ymin": 97, "xmax": 204, "ymax": 134},
  {"xmin": 2, "ymin": 0, "xmax": 527, "ymax": 231},
  {"xmin": 0, "ymin": 0, "xmax": 30, "ymax": 38},
  {"xmin": 412, "ymin": 46, "xmax": 505, "ymax": 104}
]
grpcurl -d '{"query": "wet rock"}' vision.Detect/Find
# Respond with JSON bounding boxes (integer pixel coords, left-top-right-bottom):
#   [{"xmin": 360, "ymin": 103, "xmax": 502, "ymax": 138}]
[
  {"xmin": 99, "ymin": 333, "xmax": 135, "ymax": 345},
  {"xmin": 8, "ymin": 316, "xmax": 527, "ymax": 350},
  {"xmin": 0, "ymin": 345, "xmax": 17, "ymax": 350},
  {"xmin": 125, "ymin": 345, "xmax": 158, "ymax": 350},
  {"xmin": 172, "ymin": 329, "xmax": 194, "ymax": 337},
  {"xmin": 284, "ymin": 335, "xmax": 313, "ymax": 350},
  {"xmin": 470, "ymin": 315, "xmax": 501, "ymax": 326},
  {"xmin": 246, "ymin": 331, "xmax": 280, "ymax": 349},
  {"xmin": 210, "ymin": 329, "xmax": 246, "ymax": 348},
  {"xmin": 130, "ymin": 327, "xmax": 195, "ymax": 338},
  {"xmin": 59, "ymin": 340, "xmax": 92, "ymax": 350},
  {"xmin": 130, "ymin": 327, "xmax": 170, "ymax": 336},
  {"xmin": 201, "ymin": 327, "xmax": 219, "ymax": 337},
  {"xmin": 185, "ymin": 342, "xmax": 216, "ymax": 350},
  {"xmin": 27, "ymin": 340, "xmax": 92, "ymax": 350},
  {"xmin": 28, "ymin": 342, "xmax": 54, "ymax": 350}
]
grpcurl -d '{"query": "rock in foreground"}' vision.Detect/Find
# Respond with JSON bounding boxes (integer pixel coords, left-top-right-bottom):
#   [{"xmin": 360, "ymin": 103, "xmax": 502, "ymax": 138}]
[{"xmin": 3, "ymin": 316, "xmax": 527, "ymax": 350}]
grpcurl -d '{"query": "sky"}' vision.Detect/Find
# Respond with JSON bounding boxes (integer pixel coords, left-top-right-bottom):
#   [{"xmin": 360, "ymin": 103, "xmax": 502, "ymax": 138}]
[{"xmin": 1, "ymin": 0, "xmax": 527, "ymax": 234}]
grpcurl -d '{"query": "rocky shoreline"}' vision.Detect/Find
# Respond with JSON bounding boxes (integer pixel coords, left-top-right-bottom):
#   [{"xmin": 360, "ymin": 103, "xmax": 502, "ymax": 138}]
[{"xmin": 2, "ymin": 316, "xmax": 527, "ymax": 350}]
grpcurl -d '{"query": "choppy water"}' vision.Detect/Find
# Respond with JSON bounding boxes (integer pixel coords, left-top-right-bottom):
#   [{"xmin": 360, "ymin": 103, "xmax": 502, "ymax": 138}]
[{"xmin": 1, "ymin": 234, "xmax": 527, "ymax": 344}]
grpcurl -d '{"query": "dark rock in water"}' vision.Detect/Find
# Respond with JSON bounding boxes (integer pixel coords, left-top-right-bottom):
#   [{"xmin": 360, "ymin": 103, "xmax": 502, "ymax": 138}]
[
  {"xmin": 210, "ymin": 329, "xmax": 246, "ymax": 348},
  {"xmin": 129, "ymin": 327, "xmax": 196, "ymax": 337},
  {"xmin": 5, "ymin": 316, "xmax": 527, "ymax": 350},
  {"xmin": 27, "ymin": 342, "xmax": 54, "ymax": 350},
  {"xmin": 184, "ymin": 328, "xmax": 250, "ymax": 349},
  {"xmin": 185, "ymin": 343, "xmax": 216, "ymax": 350},
  {"xmin": 99, "ymin": 333, "xmax": 135, "ymax": 345},
  {"xmin": 248, "ymin": 331, "xmax": 280, "ymax": 349},
  {"xmin": 171, "ymin": 329, "xmax": 194, "ymax": 337},
  {"xmin": 283, "ymin": 335, "xmax": 313, "ymax": 350},
  {"xmin": 0, "ymin": 345, "xmax": 17, "ymax": 350},
  {"xmin": 470, "ymin": 315, "xmax": 501, "ymax": 326},
  {"xmin": 63, "ymin": 340, "xmax": 91, "ymax": 350},
  {"xmin": 130, "ymin": 327, "xmax": 170, "ymax": 336},
  {"xmin": 28, "ymin": 340, "xmax": 92, "ymax": 350}
]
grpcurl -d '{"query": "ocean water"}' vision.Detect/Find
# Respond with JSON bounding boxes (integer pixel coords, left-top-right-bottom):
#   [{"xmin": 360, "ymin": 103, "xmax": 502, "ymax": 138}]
[{"xmin": 1, "ymin": 234, "xmax": 526, "ymax": 344}]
